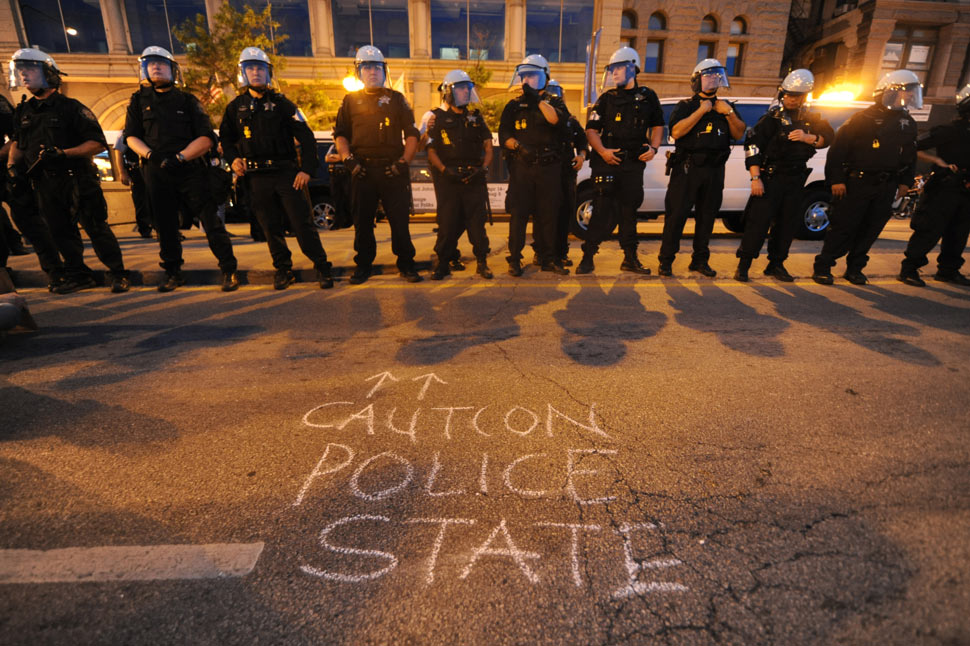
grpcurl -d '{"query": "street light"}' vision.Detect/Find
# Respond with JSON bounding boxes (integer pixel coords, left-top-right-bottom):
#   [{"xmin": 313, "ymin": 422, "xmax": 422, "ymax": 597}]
[
  {"xmin": 343, "ymin": 75, "xmax": 364, "ymax": 92},
  {"xmin": 65, "ymin": 27, "xmax": 78, "ymax": 36}
]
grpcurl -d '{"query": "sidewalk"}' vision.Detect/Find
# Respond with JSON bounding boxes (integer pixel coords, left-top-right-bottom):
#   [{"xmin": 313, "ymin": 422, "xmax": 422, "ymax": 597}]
[{"xmin": 4, "ymin": 218, "xmax": 917, "ymax": 288}]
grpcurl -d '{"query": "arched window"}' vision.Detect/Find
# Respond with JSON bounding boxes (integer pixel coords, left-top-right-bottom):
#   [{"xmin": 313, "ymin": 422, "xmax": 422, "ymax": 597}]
[
  {"xmin": 621, "ymin": 11, "xmax": 637, "ymax": 30},
  {"xmin": 730, "ymin": 17, "xmax": 747, "ymax": 35},
  {"xmin": 700, "ymin": 15, "xmax": 718, "ymax": 33},
  {"xmin": 648, "ymin": 12, "xmax": 666, "ymax": 30}
]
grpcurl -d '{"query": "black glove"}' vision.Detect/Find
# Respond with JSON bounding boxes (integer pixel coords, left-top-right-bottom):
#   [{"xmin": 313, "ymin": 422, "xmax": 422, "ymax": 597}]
[
  {"xmin": 39, "ymin": 146, "xmax": 66, "ymax": 164},
  {"xmin": 6, "ymin": 165, "xmax": 26, "ymax": 192},
  {"xmin": 344, "ymin": 156, "xmax": 366, "ymax": 179},
  {"xmin": 461, "ymin": 166, "xmax": 487, "ymax": 183},
  {"xmin": 443, "ymin": 166, "xmax": 464, "ymax": 182},
  {"xmin": 384, "ymin": 158, "xmax": 409, "ymax": 178},
  {"xmin": 521, "ymin": 83, "xmax": 541, "ymax": 106},
  {"xmin": 159, "ymin": 154, "xmax": 183, "ymax": 171},
  {"xmin": 516, "ymin": 143, "xmax": 537, "ymax": 164}
]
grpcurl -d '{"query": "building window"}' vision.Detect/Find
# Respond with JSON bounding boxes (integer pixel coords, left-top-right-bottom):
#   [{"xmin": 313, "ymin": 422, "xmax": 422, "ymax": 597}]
[
  {"xmin": 431, "ymin": 0, "xmax": 504, "ymax": 61},
  {"xmin": 730, "ymin": 17, "xmax": 746, "ymax": 36},
  {"xmin": 229, "ymin": 0, "xmax": 312, "ymax": 57},
  {"xmin": 525, "ymin": 0, "xmax": 595, "ymax": 63},
  {"xmin": 331, "ymin": 0, "xmax": 409, "ymax": 59},
  {"xmin": 726, "ymin": 42, "xmax": 743, "ymax": 76},
  {"xmin": 125, "ymin": 0, "xmax": 207, "ymax": 55},
  {"xmin": 881, "ymin": 26, "xmax": 936, "ymax": 84},
  {"xmin": 620, "ymin": 36, "xmax": 636, "ymax": 50},
  {"xmin": 700, "ymin": 15, "xmax": 718, "ymax": 34},
  {"xmin": 648, "ymin": 12, "xmax": 666, "ymax": 31},
  {"xmin": 697, "ymin": 41, "xmax": 715, "ymax": 62},
  {"xmin": 18, "ymin": 0, "xmax": 108, "ymax": 53},
  {"xmin": 621, "ymin": 11, "xmax": 637, "ymax": 30},
  {"xmin": 644, "ymin": 39, "xmax": 663, "ymax": 74}
]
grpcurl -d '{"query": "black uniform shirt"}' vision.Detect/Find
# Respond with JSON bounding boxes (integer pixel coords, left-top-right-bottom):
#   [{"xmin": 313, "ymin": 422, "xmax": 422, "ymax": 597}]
[
  {"xmin": 917, "ymin": 117, "xmax": 970, "ymax": 171},
  {"xmin": 825, "ymin": 104, "xmax": 918, "ymax": 186},
  {"xmin": 585, "ymin": 85, "xmax": 664, "ymax": 154},
  {"xmin": 221, "ymin": 90, "xmax": 317, "ymax": 174},
  {"xmin": 498, "ymin": 90, "xmax": 569, "ymax": 149},
  {"xmin": 744, "ymin": 105, "xmax": 834, "ymax": 170},
  {"xmin": 565, "ymin": 115, "xmax": 588, "ymax": 159},
  {"xmin": 123, "ymin": 86, "xmax": 216, "ymax": 155},
  {"xmin": 668, "ymin": 94, "xmax": 739, "ymax": 153},
  {"xmin": 426, "ymin": 106, "xmax": 491, "ymax": 166},
  {"xmin": 333, "ymin": 88, "xmax": 419, "ymax": 160},
  {"xmin": 13, "ymin": 91, "xmax": 107, "ymax": 166},
  {"xmin": 0, "ymin": 94, "xmax": 14, "ymax": 144}
]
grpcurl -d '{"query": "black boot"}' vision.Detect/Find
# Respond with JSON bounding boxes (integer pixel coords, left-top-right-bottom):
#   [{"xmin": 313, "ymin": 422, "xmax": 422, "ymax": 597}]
[
  {"xmin": 620, "ymin": 253, "xmax": 651, "ymax": 275},
  {"xmin": 764, "ymin": 261, "xmax": 794, "ymax": 282},
  {"xmin": 508, "ymin": 259, "xmax": 524, "ymax": 277},
  {"xmin": 576, "ymin": 253, "xmax": 594, "ymax": 275},
  {"xmin": 430, "ymin": 258, "xmax": 450, "ymax": 281},
  {"xmin": 734, "ymin": 257, "xmax": 751, "ymax": 282},
  {"xmin": 476, "ymin": 259, "xmax": 493, "ymax": 279}
]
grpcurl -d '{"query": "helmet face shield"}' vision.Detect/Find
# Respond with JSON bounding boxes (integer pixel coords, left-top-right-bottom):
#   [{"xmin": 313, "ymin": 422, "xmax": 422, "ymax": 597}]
[
  {"xmin": 139, "ymin": 56, "xmax": 174, "ymax": 86},
  {"xmin": 448, "ymin": 81, "xmax": 479, "ymax": 107},
  {"xmin": 510, "ymin": 65, "xmax": 546, "ymax": 90},
  {"xmin": 880, "ymin": 83, "xmax": 923, "ymax": 111},
  {"xmin": 699, "ymin": 68, "xmax": 729, "ymax": 93},
  {"xmin": 239, "ymin": 60, "xmax": 272, "ymax": 89},
  {"xmin": 602, "ymin": 61, "xmax": 636, "ymax": 90},
  {"xmin": 9, "ymin": 60, "xmax": 48, "ymax": 91},
  {"xmin": 356, "ymin": 61, "xmax": 387, "ymax": 89}
]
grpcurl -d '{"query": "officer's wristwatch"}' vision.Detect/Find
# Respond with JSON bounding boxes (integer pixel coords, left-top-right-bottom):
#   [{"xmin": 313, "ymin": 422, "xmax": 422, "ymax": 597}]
[
  {"xmin": 176, "ymin": 152, "xmax": 187, "ymax": 163},
  {"xmin": 750, "ymin": 175, "xmax": 761, "ymax": 181}
]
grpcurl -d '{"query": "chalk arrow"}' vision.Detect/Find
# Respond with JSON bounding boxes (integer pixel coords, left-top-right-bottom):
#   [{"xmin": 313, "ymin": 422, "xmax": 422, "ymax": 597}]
[
  {"xmin": 365, "ymin": 371, "xmax": 399, "ymax": 399},
  {"xmin": 413, "ymin": 373, "xmax": 447, "ymax": 401}
]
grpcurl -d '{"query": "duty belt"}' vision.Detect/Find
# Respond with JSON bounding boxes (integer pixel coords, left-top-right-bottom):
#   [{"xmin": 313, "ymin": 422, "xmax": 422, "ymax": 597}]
[
  {"xmin": 846, "ymin": 169, "xmax": 894, "ymax": 183},
  {"xmin": 244, "ymin": 159, "xmax": 296, "ymax": 171},
  {"xmin": 763, "ymin": 162, "xmax": 808, "ymax": 177}
]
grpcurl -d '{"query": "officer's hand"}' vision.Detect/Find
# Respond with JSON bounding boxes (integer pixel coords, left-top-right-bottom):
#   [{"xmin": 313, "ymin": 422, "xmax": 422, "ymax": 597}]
[
  {"xmin": 698, "ymin": 100, "xmax": 714, "ymax": 114},
  {"xmin": 461, "ymin": 166, "xmax": 487, "ymax": 184},
  {"xmin": 638, "ymin": 147, "xmax": 656, "ymax": 163},
  {"xmin": 935, "ymin": 158, "xmax": 959, "ymax": 172},
  {"xmin": 385, "ymin": 158, "xmax": 409, "ymax": 178},
  {"xmin": 831, "ymin": 183, "xmax": 846, "ymax": 199},
  {"xmin": 159, "ymin": 154, "xmax": 183, "ymax": 171},
  {"xmin": 293, "ymin": 171, "xmax": 311, "ymax": 190},
  {"xmin": 426, "ymin": 113, "xmax": 437, "ymax": 130},
  {"xmin": 324, "ymin": 152, "xmax": 341, "ymax": 163},
  {"xmin": 750, "ymin": 178, "xmax": 765, "ymax": 197},
  {"xmin": 896, "ymin": 184, "xmax": 910, "ymax": 201},
  {"xmin": 713, "ymin": 100, "xmax": 733, "ymax": 115},
  {"xmin": 572, "ymin": 154, "xmax": 585, "ymax": 171},
  {"xmin": 787, "ymin": 129, "xmax": 810, "ymax": 143},
  {"xmin": 600, "ymin": 148, "xmax": 622, "ymax": 165},
  {"xmin": 231, "ymin": 158, "xmax": 246, "ymax": 176},
  {"xmin": 443, "ymin": 166, "xmax": 463, "ymax": 182},
  {"xmin": 516, "ymin": 143, "xmax": 538, "ymax": 164},
  {"xmin": 39, "ymin": 146, "xmax": 66, "ymax": 163},
  {"xmin": 521, "ymin": 83, "xmax": 540, "ymax": 105},
  {"xmin": 344, "ymin": 156, "xmax": 366, "ymax": 179},
  {"xmin": 6, "ymin": 166, "xmax": 25, "ymax": 191}
]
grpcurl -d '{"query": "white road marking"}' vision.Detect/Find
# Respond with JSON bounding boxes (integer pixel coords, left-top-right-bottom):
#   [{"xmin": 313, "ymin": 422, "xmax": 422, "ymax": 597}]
[{"xmin": 0, "ymin": 542, "xmax": 264, "ymax": 583}]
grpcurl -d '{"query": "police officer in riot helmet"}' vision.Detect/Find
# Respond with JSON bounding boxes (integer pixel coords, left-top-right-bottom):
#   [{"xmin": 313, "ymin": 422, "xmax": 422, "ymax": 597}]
[
  {"xmin": 334, "ymin": 46, "xmax": 422, "ymax": 284},
  {"xmin": 813, "ymin": 70, "xmax": 920, "ymax": 285},
  {"xmin": 426, "ymin": 69, "xmax": 494, "ymax": 280},
  {"xmin": 660, "ymin": 58, "xmax": 745, "ymax": 277},
  {"xmin": 124, "ymin": 46, "xmax": 238, "ymax": 292},
  {"xmin": 499, "ymin": 54, "xmax": 571, "ymax": 276},
  {"xmin": 6, "ymin": 48, "xmax": 130, "ymax": 294},
  {"xmin": 898, "ymin": 83, "xmax": 970, "ymax": 287},
  {"xmin": 736, "ymin": 69, "xmax": 834, "ymax": 282},
  {"xmin": 544, "ymin": 79, "xmax": 587, "ymax": 267},
  {"xmin": 221, "ymin": 47, "xmax": 334, "ymax": 289},
  {"xmin": 579, "ymin": 47, "xmax": 664, "ymax": 275}
]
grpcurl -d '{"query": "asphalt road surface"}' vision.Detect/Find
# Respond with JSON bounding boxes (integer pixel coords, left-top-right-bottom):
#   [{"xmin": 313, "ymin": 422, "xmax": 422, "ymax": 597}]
[{"xmin": 2, "ymin": 232, "xmax": 969, "ymax": 644}]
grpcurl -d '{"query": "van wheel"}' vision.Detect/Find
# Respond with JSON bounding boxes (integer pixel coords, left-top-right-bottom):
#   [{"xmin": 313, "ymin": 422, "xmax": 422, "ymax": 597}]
[
  {"xmin": 796, "ymin": 188, "xmax": 831, "ymax": 240},
  {"xmin": 721, "ymin": 212, "xmax": 744, "ymax": 233},
  {"xmin": 569, "ymin": 188, "xmax": 595, "ymax": 240},
  {"xmin": 312, "ymin": 199, "xmax": 337, "ymax": 230}
]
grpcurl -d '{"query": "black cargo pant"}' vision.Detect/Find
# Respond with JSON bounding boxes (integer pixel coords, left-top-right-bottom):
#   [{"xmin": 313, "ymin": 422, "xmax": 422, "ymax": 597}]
[
  {"xmin": 660, "ymin": 161, "xmax": 725, "ymax": 265},
  {"xmin": 433, "ymin": 173, "xmax": 489, "ymax": 263},
  {"xmin": 351, "ymin": 162, "xmax": 415, "ymax": 272},
  {"xmin": 583, "ymin": 160, "xmax": 644, "ymax": 257},
  {"xmin": 3, "ymin": 176, "xmax": 63, "ymax": 277},
  {"xmin": 737, "ymin": 170, "xmax": 807, "ymax": 262},
  {"xmin": 814, "ymin": 178, "xmax": 895, "ymax": 275},
  {"xmin": 128, "ymin": 164, "xmax": 152, "ymax": 235},
  {"xmin": 33, "ymin": 168, "xmax": 127, "ymax": 279},
  {"xmin": 248, "ymin": 168, "xmax": 330, "ymax": 272},
  {"xmin": 557, "ymin": 163, "xmax": 578, "ymax": 260},
  {"xmin": 507, "ymin": 159, "xmax": 561, "ymax": 264},
  {"xmin": 143, "ymin": 160, "xmax": 236, "ymax": 275},
  {"xmin": 901, "ymin": 187, "xmax": 970, "ymax": 275}
]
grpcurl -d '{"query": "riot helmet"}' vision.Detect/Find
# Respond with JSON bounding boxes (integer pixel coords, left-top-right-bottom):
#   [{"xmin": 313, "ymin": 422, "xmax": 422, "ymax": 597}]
[
  {"xmin": 138, "ymin": 46, "xmax": 181, "ymax": 88},
  {"xmin": 602, "ymin": 46, "xmax": 640, "ymax": 90},
  {"xmin": 8, "ymin": 48, "xmax": 65, "ymax": 93},
  {"xmin": 955, "ymin": 83, "xmax": 970, "ymax": 117},
  {"xmin": 545, "ymin": 79, "xmax": 563, "ymax": 98},
  {"xmin": 354, "ymin": 45, "xmax": 388, "ymax": 89},
  {"xmin": 873, "ymin": 69, "xmax": 923, "ymax": 111},
  {"xmin": 691, "ymin": 58, "xmax": 730, "ymax": 95},
  {"xmin": 777, "ymin": 68, "xmax": 814, "ymax": 110},
  {"xmin": 509, "ymin": 54, "xmax": 549, "ymax": 90},
  {"xmin": 238, "ymin": 47, "xmax": 273, "ymax": 90},
  {"xmin": 441, "ymin": 69, "xmax": 479, "ymax": 107}
]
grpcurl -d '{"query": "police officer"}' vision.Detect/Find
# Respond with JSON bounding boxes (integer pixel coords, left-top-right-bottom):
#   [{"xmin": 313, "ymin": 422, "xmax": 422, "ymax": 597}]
[
  {"xmin": 426, "ymin": 70, "xmax": 493, "ymax": 280},
  {"xmin": 420, "ymin": 85, "xmax": 466, "ymax": 272},
  {"xmin": 545, "ymin": 79, "xmax": 587, "ymax": 267},
  {"xmin": 6, "ymin": 48, "xmax": 130, "ymax": 293},
  {"xmin": 736, "ymin": 69, "xmax": 834, "ymax": 282},
  {"xmin": 334, "ymin": 46, "xmax": 422, "ymax": 284},
  {"xmin": 660, "ymin": 58, "xmax": 745, "ymax": 277},
  {"xmin": 898, "ymin": 84, "xmax": 970, "ymax": 287},
  {"xmin": 220, "ymin": 47, "xmax": 334, "ymax": 290},
  {"xmin": 115, "ymin": 133, "xmax": 153, "ymax": 238},
  {"xmin": 124, "ymin": 46, "xmax": 238, "ymax": 292},
  {"xmin": 579, "ymin": 47, "xmax": 663, "ymax": 275},
  {"xmin": 499, "ymin": 54, "xmax": 571, "ymax": 276},
  {"xmin": 813, "ymin": 70, "xmax": 920, "ymax": 285}
]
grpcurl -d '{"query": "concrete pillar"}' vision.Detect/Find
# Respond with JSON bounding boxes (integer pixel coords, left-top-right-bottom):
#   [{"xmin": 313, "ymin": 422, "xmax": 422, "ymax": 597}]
[
  {"xmin": 411, "ymin": 0, "xmax": 430, "ymax": 58},
  {"xmin": 859, "ymin": 17, "xmax": 895, "ymax": 91},
  {"xmin": 205, "ymin": 0, "xmax": 222, "ymax": 31},
  {"xmin": 100, "ymin": 0, "xmax": 130, "ymax": 54},
  {"xmin": 0, "ymin": 2, "xmax": 24, "ymax": 52},
  {"xmin": 508, "ymin": 0, "xmax": 524, "ymax": 61},
  {"xmin": 311, "ymin": 0, "xmax": 334, "ymax": 57}
]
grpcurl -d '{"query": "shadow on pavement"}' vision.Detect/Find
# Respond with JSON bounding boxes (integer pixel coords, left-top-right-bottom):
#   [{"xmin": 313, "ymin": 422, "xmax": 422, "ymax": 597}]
[{"xmin": 847, "ymin": 285, "xmax": 970, "ymax": 336}]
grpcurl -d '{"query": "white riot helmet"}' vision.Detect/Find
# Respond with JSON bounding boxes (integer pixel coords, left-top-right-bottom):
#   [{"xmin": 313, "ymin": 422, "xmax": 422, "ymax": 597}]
[
  {"xmin": 509, "ymin": 54, "xmax": 549, "ymax": 90},
  {"xmin": 8, "ymin": 48, "xmax": 64, "ymax": 92},
  {"xmin": 545, "ymin": 79, "xmax": 563, "ymax": 98},
  {"xmin": 602, "ymin": 46, "xmax": 640, "ymax": 90},
  {"xmin": 354, "ymin": 45, "xmax": 388, "ymax": 89},
  {"xmin": 957, "ymin": 83, "xmax": 970, "ymax": 117},
  {"xmin": 441, "ymin": 69, "xmax": 479, "ymax": 107},
  {"xmin": 874, "ymin": 69, "xmax": 923, "ymax": 111},
  {"xmin": 237, "ymin": 47, "xmax": 273, "ymax": 89},
  {"xmin": 691, "ymin": 58, "xmax": 730, "ymax": 94},
  {"xmin": 138, "ymin": 46, "xmax": 182, "ymax": 88},
  {"xmin": 780, "ymin": 69, "xmax": 814, "ymax": 96}
]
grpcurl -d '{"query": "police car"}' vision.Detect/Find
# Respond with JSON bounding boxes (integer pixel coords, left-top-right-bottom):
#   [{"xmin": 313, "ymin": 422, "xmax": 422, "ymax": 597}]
[{"xmin": 573, "ymin": 97, "xmax": 889, "ymax": 241}]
